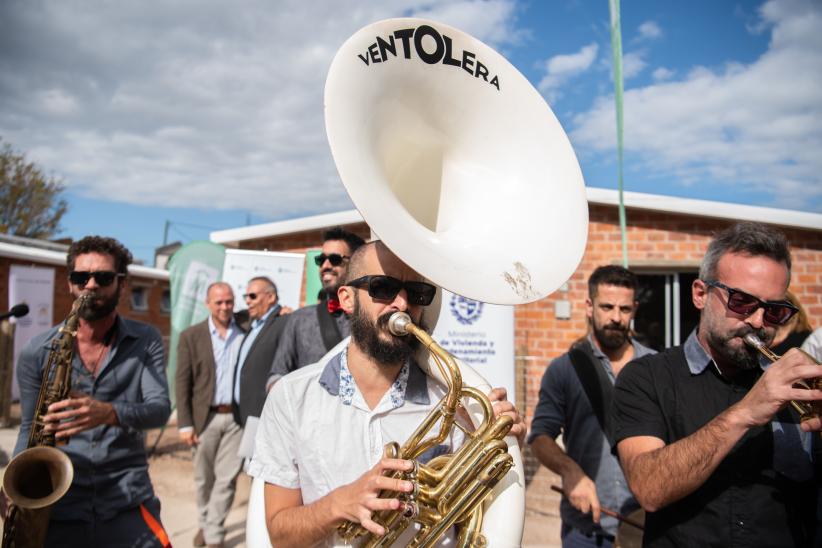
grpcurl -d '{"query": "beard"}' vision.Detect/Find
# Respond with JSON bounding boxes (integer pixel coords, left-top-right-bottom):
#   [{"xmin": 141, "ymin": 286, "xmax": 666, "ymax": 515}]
[
  {"xmin": 350, "ymin": 295, "xmax": 423, "ymax": 367},
  {"xmin": 705, "ymin": 323, "xmax": 769, "ymax": 371},
  {"xmin": 592, "ymin": 321, "xmax": 629, "ymax": 351},
  {"xmin": 321, "ymin": 268, "xmax": 343, "ymax": 294},
  {"xmin": 77, "ymin": 288, "xmax": 120, "ymax": 321}
]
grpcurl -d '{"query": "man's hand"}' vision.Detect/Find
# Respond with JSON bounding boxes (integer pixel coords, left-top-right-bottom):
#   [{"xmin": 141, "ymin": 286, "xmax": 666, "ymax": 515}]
[
  {"xmin": 487, "ymin": 387, "xmax": 526, "ymax": 448},
  {"xmin": 179, "ymin": 430, "xmax": 199, "ymax": 447},
  {"xmin": 735, "ymin": 348, "xmax": 822, "ymax": 428},
  {"xmin": 801, "ymin": 416, "xmax": 822, "ymax": 432},
  {"xmin": 562, "ymin": 466, "xmax": 602, "ymax": 523},
  {"xmin": 42, "ymin": 395, "xmax": 119, "ymax": 438},
  {"xmin": 327, "ymin": 458, "xmax": 415, "ymax": 537}
]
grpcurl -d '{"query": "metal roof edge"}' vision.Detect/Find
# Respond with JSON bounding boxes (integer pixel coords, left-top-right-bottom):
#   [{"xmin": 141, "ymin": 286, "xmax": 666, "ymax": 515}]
[
  {"xmin": 210, "ymin": 210, "xmax": 364, "ymax": 244},
  {"xmin": 208, "ymin": 189, "xmax": 821, "ymax": 245},
  {"xmin": 0, "ymin": 242, "xmax": 169, "ymax": 281},
  {"xmin": 585, "ymin": 187, "xmax": 822, "ymax": 231}
]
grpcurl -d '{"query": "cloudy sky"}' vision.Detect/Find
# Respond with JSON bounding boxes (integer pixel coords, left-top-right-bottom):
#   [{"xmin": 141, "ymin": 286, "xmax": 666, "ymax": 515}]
[{"xmin": 1, "ymin": 0, "xmax": 820, "ymax": 263}]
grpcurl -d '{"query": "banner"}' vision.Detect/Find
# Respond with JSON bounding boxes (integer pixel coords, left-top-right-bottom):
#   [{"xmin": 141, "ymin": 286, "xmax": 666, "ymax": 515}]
[
  {"xmin": 167, "ymin": 241, "xmax": 226, "ymax": 404},
  {"xmin": 431, "ymin": 290, "xmax": 516, "ymax": 404},
  {"xmin": 8, "ymin": 265, "xmax": 55, "ymax": 400},
  {"xmin": 222, "ymin": 249, "xmax": 305, "ymax": 312},
  {"xmin": 303, "ymin": 249, "xmax": 322, "ymax": 306}
]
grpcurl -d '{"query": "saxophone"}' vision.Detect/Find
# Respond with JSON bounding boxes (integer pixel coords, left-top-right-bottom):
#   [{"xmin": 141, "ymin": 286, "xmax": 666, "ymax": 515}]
[{"xmin": 2, "ymin": 295, "xmax": 88, "ymax": 548}]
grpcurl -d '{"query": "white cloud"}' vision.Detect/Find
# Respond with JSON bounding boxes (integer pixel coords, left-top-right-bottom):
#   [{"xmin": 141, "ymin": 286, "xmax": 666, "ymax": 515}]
[
  {"xmin": 0, "ymin": 0, "xmax": 520, "ymax": 217},
  {"xmin": 652, "ymin": 67, "xmax": 675, "ymax": 81},
  {"xmin": 570, "ymin": 0, "xmax": 822, "ymax": 210},
  {"xmin": 637, "ymin": 21, "xmax": 662, "ymax": 41},
  {"xmin": 537, "ymin": 43, "xmax": 599, "ymax": 101},
  {"xmin": 622, "ymin": 52, "xmax": 646, "ymax": 79}
]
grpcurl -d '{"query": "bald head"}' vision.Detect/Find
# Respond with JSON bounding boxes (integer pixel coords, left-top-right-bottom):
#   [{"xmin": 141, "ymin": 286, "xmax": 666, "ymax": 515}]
[
  {"xmin": 345, "ymin": 241, "xmax": 411, "ymax": 284},
  {"xmin": 206, "ymin": 281, "xmax": 233, "ymax": 301},
  {"xmin": 206, "ymin": 282, "xmax": 234, "ymax": 328}
]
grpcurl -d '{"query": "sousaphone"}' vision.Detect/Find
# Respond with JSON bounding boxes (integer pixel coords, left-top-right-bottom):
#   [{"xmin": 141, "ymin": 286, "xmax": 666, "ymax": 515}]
[{"xmin": 246, "ymin": 17, "xmax": 588, "ymax": 547}]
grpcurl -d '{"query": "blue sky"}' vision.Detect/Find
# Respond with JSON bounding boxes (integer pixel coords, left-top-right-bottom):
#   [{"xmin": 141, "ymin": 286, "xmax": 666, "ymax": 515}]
[{"xmin": 1, "ymin": 0, "xmax": 819, "ymax": 264}]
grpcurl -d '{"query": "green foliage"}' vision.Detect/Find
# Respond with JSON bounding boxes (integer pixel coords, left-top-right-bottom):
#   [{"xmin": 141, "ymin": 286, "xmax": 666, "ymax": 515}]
[{"xmin": 0, "ymin": 139, "xmax": 68, "ymax": 239}]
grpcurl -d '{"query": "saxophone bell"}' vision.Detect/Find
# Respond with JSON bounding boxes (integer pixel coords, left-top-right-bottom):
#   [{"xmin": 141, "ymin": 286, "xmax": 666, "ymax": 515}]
[{"xmin": 2, "ymin": 295, "xmax": 86, "ymax": 548}]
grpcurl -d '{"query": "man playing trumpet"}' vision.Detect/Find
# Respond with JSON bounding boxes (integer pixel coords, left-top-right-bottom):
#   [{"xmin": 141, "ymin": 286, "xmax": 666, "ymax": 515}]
[
  {"xmin": 247, "ymin": 241, "xmax": 525, "ymax": 546},
  {"xmin": 612, "ymin": 222, "xmax": 821, "ymax": 547}
]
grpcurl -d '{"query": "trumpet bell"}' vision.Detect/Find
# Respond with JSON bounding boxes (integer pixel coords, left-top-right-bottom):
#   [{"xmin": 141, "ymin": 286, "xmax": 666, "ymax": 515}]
[{"xmin": 325, "ymin": 18, "xmax": 589, "ymax": 305}]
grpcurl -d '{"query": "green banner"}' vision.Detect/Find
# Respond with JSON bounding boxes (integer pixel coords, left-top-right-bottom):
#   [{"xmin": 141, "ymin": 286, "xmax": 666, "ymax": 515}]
[
  {"xmin": 166, "ymin": 241, "xmax": 226, "ymax": 405},
  {"xmin": 304, "ymin": 249, "xmax": 322, "ymax": 306}
]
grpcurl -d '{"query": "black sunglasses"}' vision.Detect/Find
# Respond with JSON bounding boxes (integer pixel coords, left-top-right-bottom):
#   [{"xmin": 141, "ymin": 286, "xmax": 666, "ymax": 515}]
[
  {"xmin": 69, "ymin": 270, "xmax": 124, "ymax": 287},
  {"xmin": 346, "ymin": 275, "xmax": 437, "ymax": 306},
  {"xmin": 243, "ymin": 291, "xmax": 273, "ymax": 301},
  {"xmin": 703, "ymin": 280, "xmax": 798, "ymax": 325},
  {"xmin": 314, "ymin": 253, "xmax": 349, "ymax": 267}
]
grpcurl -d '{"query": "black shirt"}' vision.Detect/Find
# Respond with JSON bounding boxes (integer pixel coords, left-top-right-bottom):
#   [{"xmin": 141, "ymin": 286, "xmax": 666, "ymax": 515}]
[{"xmin": 612, "ymin": 330, "xmax": 817, "ymax": 547}]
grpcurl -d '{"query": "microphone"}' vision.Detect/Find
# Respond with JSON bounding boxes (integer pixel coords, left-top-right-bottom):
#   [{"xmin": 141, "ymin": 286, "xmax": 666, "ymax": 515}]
[{"xmin": 0, "ymin": 303, "xmax": 30, "ymax": 321}]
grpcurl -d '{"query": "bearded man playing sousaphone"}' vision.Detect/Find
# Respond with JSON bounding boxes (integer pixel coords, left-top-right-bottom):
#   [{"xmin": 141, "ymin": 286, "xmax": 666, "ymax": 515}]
[
  {"xmin": 2, "ymin": 236, "xmax": 171, "ymax": 547},
  {"xmin": 248, "ymin": 240, "xmax": 526, "ymax": 547}
]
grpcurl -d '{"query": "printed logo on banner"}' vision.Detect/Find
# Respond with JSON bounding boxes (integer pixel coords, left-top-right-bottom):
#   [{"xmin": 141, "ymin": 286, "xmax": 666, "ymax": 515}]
[
  {"xmin": 182, "ymin": 261, "xmax": 220, "ymax": 302},
  {"xmin": 449, "ymin": 294, "xmax": 484, "ymax": 325}
]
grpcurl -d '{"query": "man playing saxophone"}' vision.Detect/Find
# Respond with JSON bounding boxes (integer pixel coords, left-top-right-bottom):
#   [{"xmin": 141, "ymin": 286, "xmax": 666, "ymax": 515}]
[
  {"xmin": 4, "ymin": 236, "xmax": 172, "ymax": 547},
  {"xmin": 247, "ymin": 241, "xmax": 525, "ymax": 547},
  {"xmin": 612, "ymin": 222, "xmax": 822, "ymax": 547}
]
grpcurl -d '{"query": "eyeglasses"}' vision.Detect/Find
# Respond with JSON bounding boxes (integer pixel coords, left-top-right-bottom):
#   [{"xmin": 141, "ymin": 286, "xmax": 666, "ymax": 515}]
[
  {"xmin": 703, "ymin": 280, "xmax": 798, "ymax": 325},
  {"xmin": 346, "ymin": 275, "xmax": 437, "ymax": 306},
  {"xmin": 314, "ymin": 253, "xmax": 349, "ymax": 267},
  {"xmin": 69, "ymin": 271, "xmax": 124, "ymax": 287},
  {"xmin": 243, "ymin": 291, "xmax": 273, "ymax": 301}
]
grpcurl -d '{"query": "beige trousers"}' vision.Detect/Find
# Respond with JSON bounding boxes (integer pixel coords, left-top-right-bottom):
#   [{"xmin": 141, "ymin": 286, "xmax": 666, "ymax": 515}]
[{"xmin": 194, "ymin": 411, "xmax": 244, "ymax": 544}]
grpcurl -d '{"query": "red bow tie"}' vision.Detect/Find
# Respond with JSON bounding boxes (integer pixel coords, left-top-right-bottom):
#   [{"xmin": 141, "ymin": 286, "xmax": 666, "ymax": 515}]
[{"xmin": 326, "ymin": 298, "xmax": 343, "ymax": 316}]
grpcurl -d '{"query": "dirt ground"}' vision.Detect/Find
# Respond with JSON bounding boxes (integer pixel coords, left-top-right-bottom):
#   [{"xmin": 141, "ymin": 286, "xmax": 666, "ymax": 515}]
[{"xmin": 1, "ymin": 410, "xmax": 562, "ymax": 547}]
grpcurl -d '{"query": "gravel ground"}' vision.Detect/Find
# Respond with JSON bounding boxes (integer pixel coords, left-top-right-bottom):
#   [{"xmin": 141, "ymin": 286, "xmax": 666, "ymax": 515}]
[{"xmin": 1, "ymin": 407, "xmax": 562, "ymax": 547}]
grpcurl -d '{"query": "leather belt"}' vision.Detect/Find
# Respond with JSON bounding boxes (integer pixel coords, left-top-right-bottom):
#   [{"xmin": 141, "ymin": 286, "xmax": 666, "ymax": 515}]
[{"xmin": 210, "ymin": 404, "xmax": 232, "ymax": 413}]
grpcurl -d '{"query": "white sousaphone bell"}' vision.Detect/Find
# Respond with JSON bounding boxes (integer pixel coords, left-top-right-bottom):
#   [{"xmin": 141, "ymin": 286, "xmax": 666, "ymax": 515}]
[{"xmin": 246, "ymin": 17, "xmax": 588, "ymax": 547}]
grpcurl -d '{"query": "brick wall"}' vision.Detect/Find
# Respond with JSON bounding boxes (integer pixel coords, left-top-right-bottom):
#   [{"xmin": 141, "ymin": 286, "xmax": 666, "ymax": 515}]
[{"xmin": 0, "ymin": 257, "xmax": 170, "ymax": 340}]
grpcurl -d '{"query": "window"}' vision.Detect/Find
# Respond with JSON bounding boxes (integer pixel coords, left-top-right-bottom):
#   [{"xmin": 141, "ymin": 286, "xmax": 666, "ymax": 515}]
[
  {"xmin": 130, "ymin": 287, "xmax": 149, "ymax": 312},
  {"xmin": 160, "ymin": 289, "xmax": 171, "ymax": 315},
  {"xmin": 633, "ymin": 271, "xmax": 700, "ymax": 351}
]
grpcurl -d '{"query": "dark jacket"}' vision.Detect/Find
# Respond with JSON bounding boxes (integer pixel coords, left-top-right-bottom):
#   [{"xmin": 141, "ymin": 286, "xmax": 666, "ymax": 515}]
[{"xmin": 233, "ymin": 307, "xmax": 286, "ymax": 426}]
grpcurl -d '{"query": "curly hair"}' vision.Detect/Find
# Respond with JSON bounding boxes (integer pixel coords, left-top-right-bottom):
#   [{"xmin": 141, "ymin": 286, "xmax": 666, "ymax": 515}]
[{"xmin": 67, "ymin": 236, "xmax": 133, "ymax": 275}]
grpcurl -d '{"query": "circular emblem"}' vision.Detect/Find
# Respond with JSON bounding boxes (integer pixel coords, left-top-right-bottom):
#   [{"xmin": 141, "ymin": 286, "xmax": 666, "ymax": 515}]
[{"xmin": 449, "ymin": 294, "xmax": 484, "ymax": 326}]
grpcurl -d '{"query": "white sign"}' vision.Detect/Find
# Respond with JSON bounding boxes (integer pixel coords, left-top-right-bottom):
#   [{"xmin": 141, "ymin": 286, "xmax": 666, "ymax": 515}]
[
  {"xmin": 431, "ymin": 290, "xmax": 516, "ymax": 404},
  {"xmin": 222, "ymin": 249, "xmax": 305, "ymax": 311},
  {"xmin": 9, "ymin": 265, "xmax": 55, "ymax": 400}
]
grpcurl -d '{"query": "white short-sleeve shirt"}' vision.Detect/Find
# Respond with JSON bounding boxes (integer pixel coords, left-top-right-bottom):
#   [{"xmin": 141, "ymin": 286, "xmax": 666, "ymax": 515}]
[{"xmin": 248, "ymin": 339, "xmax": 460, "ymax": 546}]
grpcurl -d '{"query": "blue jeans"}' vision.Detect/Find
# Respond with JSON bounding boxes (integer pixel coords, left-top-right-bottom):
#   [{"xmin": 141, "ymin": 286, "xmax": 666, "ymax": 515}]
[{"xmin": 561, "ymin": 522, "xmax": 615, "ymax": 548}]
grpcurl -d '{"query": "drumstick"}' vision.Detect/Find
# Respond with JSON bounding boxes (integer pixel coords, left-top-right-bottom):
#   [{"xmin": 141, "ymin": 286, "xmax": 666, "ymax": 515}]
[{"xmin": 550, "ymin": 485, "xmax": 644, "ymax": 530}]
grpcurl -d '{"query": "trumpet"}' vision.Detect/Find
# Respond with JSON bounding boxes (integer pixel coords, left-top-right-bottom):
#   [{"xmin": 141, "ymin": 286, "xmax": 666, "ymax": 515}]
[{"xmin": 743, "ymin": 333, "xmax": 822, "ymax": 422}]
